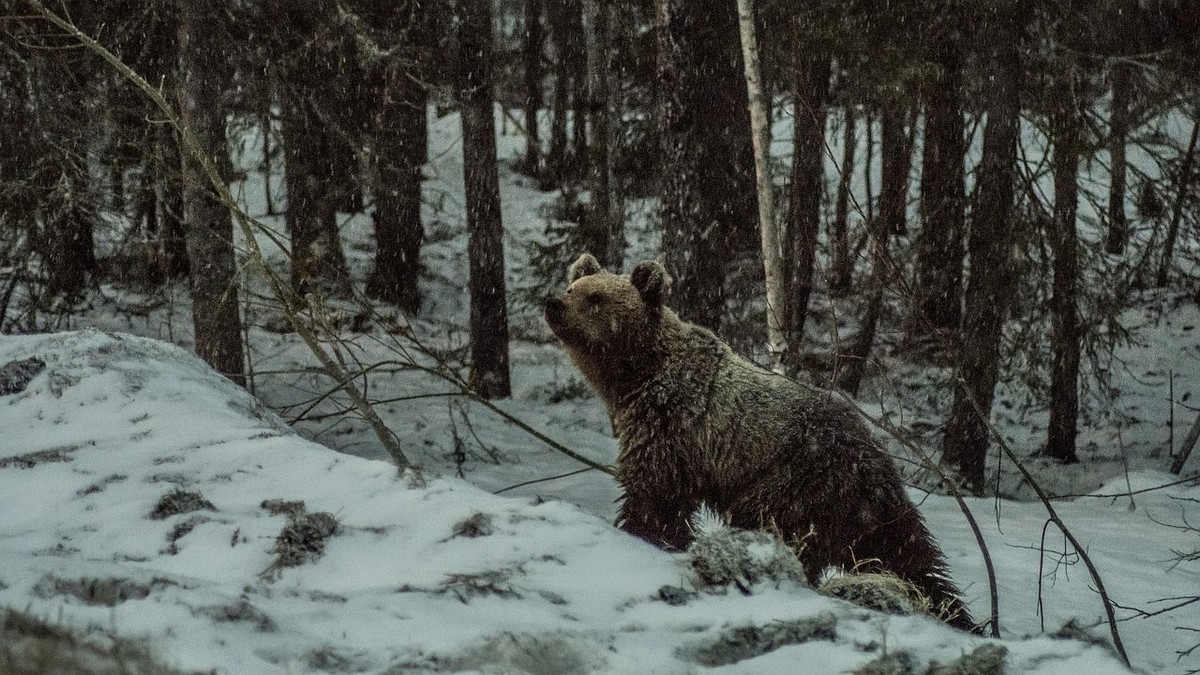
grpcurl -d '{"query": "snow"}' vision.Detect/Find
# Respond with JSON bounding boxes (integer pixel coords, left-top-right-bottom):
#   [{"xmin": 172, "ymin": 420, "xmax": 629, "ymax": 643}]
[
  {"xmin": 0, "ymin": 329, "xmax": 1151, "ymax": 673},
  {"xmin": 0, "ymin": 103, "xmax": 1197, "ymax": 673}
]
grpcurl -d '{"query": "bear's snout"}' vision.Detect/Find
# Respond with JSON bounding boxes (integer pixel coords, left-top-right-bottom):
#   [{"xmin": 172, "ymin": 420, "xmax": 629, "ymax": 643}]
[{"xmin": 544, "ymin": 296, "xmax": 567, "ymax": 327}]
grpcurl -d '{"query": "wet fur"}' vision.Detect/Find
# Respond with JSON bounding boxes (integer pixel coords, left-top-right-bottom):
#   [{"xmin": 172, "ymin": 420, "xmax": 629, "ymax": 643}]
[{"xmin": 545, "ymin": 254, "xmax": 974, "ymax": 630}]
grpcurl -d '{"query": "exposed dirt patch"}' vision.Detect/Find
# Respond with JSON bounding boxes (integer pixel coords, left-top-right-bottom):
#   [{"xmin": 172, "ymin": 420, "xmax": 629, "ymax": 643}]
[
  {"xmin": 77, "ymin": 473, "xmax": 127, "ymax": 496},
  {"xmin": 32, "ymin": 575, "xmax": 176, "ymax": 607},
  {"xmin": 450, "ymin": 512, "xmax": 494, "ymax": 538},
  {"xmin": 0, "ymin": 357, "xmax": 45, "ymax": 396},
  {"xmin": 260, "ymin": 498, "xmax": 306, "ymax": 518},
  {"xmin": 150, "ymin": 488, "xmax": 215, "ymax": 520},
  {"xmin": 1, "ymin": 606, "xmax": 193, "ymax": 674},
  {"xmin": 194, "ymin": 599, "xmax": 276, "ymax": 632},
  {"xmin": 260, "ymin": 499, "xmax": 340, "ymax": 579},
  {"xmin": 0, "ymin": 445, "xmax": 81, "ymax": 470},
  {"xmin": 678, "ymin": 613, "xmax": 838, "ymax": 667}
]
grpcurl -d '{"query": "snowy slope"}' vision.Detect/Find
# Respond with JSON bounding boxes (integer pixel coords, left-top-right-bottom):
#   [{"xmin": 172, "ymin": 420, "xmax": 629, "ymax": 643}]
[{"xmin": 0, "ymin": 330, "xmax": 1141, "ymax": 674}]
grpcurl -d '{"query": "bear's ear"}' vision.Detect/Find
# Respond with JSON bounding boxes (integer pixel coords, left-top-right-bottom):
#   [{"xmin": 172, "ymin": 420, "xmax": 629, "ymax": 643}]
[
  {"xmin": 568, "ymin": 253, "xmax": 604, "ymax": 282},
  {"xmin": 631, "ymin": 261, "xmax": 668, "ymax": 306}
]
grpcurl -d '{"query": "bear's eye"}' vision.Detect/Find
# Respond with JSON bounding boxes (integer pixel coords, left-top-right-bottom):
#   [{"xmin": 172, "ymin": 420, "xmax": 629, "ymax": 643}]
[{"xmin": 586, "ymin": 292, "xmax": 605, "ymax": 305}]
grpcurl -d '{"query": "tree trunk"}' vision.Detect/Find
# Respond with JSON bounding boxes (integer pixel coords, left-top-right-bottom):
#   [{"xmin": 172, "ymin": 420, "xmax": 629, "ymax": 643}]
[
  {"xmin": 863, "ymin": 109, "xmax": 876, "ymax": 226},
  {"xmin": 1104, "ymin": 59, "xmax": 1131, "ymax": 255},
  {"xmin": 911, "ymin": 39, "xmax": 965, "ymax": 338},
  {"xmin": 272, "ymin": 0, "xmax": 349, "ymax": 296},
  {"xmin": 783, "ymin": 51, "xmax": 831, "ymax": 371},
  {"xmin": 177, "ymin": 0, "xmax": 246, "ymax": 386},
  {"xmin": 658, "ymin": 0, "xmax": 761, "ymax": 334},
  {"xmin": 260, "ymin": 106, "xmax": 277, "ymax": 216},
  {"xmin": 41, "ymin": 169, "xmax": 96, "ymax": 300},
  {"xmin": 879, "ymin": 106, "xmax": 910, "ymax": 237},
  {"xmin": 523, "ymin": 0, "xmax": 544, "ymax": 174},
  {"xmin": 566, "ymin": 0, "xmax": 588, "ymax": 166},
  {"xmin": 546, "ymin": 0, "xmax": 585, "ymax": 183},
  {"xmin": 1155, "ymin": 110, "xmax": 1200, "ymax": 287},
  {"xmin": 835, "ymin": 228, "xmax": 888, "ymax": 395},
  {"xmin": 280, "ymin": 93, "xmax": 346, "ymax": 295},
  {"xmin": 830, "ymin": 105, "xmax": 855, "ymax": 295},
  {"xmin": 1046, "ymin": 69, "xmax": 1082, "ymax": 465},
  {"xmin": 571, "ymin": 0, "xmax": 590, "ymax": 165},
  {"xmin": 658, "ymin": 0, "xmax": 717, "ymax": 332},
  {"xmin": 1170, "ymin": 410, "xmax": 1200, "ymax": 474},
  {"xmin": 601, "ymin": 2, "xmax": 626, "ymax": 270},
  {"xmin": 583, "ymin": 0, "xmax": 621, "ymax": 267},
  {"xmin": 153, "ymin": 124, "xmax": 190, "ymax": 279},
  {"xmin": 735, "ymin": 0, "xmax": 785, "ymax": 368},
  {"xmin": 459, "ymin": 0, "xmax": 511, "ymax": 399},
  {"xmin": 134, "ymin": 146, "xmax": 162, "ymax": 284},
  {"xmin": 366, "ymin": 26, "xmax": 427, "ymax": 313},
  {"xmin": 941, "ymin": 5, "xmax": 1025, "ymax": 493}
]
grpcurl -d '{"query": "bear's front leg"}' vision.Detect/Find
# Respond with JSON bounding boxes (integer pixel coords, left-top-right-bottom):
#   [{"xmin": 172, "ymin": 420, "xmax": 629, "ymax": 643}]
[{"xmin": 615, "ymin": 473, "xmax": 707, "ymax": 551}]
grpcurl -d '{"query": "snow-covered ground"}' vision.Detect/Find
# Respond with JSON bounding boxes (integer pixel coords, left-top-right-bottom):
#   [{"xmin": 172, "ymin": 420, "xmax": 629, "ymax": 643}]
[
  {"xmin": 0, "ymin": 329, "xmax": 1154, "ymax": 674},
  {"xmin": 1, "ymin": 104, "xmax": 1198, "ymax": 672}
]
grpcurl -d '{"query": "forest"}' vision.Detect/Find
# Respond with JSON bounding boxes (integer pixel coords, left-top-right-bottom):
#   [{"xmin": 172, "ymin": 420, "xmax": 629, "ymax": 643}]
[{"xmin": 2, "ymin": 0, "xmax": 1200, "ymax": 672}]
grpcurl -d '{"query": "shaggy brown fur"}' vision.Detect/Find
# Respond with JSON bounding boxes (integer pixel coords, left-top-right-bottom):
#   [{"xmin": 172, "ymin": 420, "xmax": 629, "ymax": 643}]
[{"xmin": 545, "ymin": 253, "xmax": 975, "ymax": 631}]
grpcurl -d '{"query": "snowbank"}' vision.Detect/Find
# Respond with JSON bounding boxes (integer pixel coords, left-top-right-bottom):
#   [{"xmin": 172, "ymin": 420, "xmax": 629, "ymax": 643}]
[{"xmin": 0, "ymin": 331, "xmax": 1134, "ymax": 673}]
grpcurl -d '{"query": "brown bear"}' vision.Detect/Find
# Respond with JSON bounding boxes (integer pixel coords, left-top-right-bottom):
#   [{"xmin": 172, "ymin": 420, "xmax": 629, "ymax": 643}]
[{"xmin": 545, "ymin": 253, "xmax": 975, "ymax": 631}]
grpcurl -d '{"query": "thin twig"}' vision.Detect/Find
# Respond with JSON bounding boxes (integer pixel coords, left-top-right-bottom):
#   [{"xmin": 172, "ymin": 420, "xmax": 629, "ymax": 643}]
[
  {"xmin": 834, "ymin": 390, "xmax": 1001, "ymax": 636},
  {"xmin": 494, "ymin": 466, "xmax": 598, "ymax": 495}
]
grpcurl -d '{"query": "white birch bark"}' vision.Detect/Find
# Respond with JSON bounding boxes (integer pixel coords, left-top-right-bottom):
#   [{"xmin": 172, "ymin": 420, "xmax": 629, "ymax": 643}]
[{"xmin": 735, "ymin": 0, "xmax": 786, "ymax": 370}]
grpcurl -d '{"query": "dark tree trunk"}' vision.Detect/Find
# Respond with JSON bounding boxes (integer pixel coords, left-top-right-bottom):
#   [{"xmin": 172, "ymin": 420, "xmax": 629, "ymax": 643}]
[
  {"xmin": 153, "ymin": 124, "xmax": 190, "ymax": 279},
  {"xmin": 548, "ymin": 53, "xmax": 571, "ymax": 182},
  {"xmin": 658, "ymin": 0, "xmax": 758, "ymax": 333},
  {"xmin": 280, "ymin": 94, "xmax": 346, "ymax": 295},
  {"xmin": 366, "ymin": 37, "xmax": 427, "ymax": 313},
  {"xmin": 523, "ymin": 0, "xmax": 544, "ymax": 174},
  {"xmin": 941, "ymin": 5, "xmax": 1026, "ymax": 493},
  {"xmin": 42, "ymin": 169, "xmax": 96, "ymax": 300},
  {"xmin": 582, "ymin": 0, "xmax": 624, "ymax": 269},
  {"xmin": 546, "ymin": 0, "xmax": 585, "ymax": 182},
  {"xmin": 782, "ymin": 52, "xmax": 831, "ymax": 371},
  {"xmin": 261, "ymin": 107, "xmax": 277, "ymax": 216},
  {"xmin": 272, "ymin": 0, "xmax": 349, "ymax": 296},
  {"xmin": 830, "ymin": 105, "xmax": 855, "ymax": 295},
  {"xmin": 1105, "ymin": 60, "xmax": 1131, "ymax": 255},
  {"xmin": 328, "ymin": 127, "xmax": 362, "ymax": 214},
  {"xmin": 177, "ymin": 0, "xmax": 245, "ymax": 386},
  {"xmin": 582, "ymin": 0, "xmax": 610, "ymax": 263},
  {"xmin": 135, "ymin": 149, "xmax": 162, "ymax": 284},
  {"xmin": 569, "ymin": 0, "xmax": 588, "ymax": 167},
  {"xmin": 1156, "ymin": 111, "xmax": 1200, "ymax": 287},
  {"xmin": 1046, "ymin": 70, "xmax": 1082, "ymax": 465},
  {"xmin": 911, "ymin": 39, "xmax": 966, "ymax": 338},
  {"xmin": 835, "ymin": 228, "xmax": 888, "ymax": 396},
  {"xmin": 602, "ymin": 2, "xmax": 626, "ymax": 270},
  {"xmin": 879, "ymin": 106, "xmax": 910, "ymax": 237},
  {"xmin": 330, "ymin": 37, "xmax": 371, "ymax": 215},
  {"xmin": 459, "ymin": 0, "xmax": 512, "ymax": 399},
  {"xmin": 134, "ymin": 22, "xmax": 190, "ymax": 281}
]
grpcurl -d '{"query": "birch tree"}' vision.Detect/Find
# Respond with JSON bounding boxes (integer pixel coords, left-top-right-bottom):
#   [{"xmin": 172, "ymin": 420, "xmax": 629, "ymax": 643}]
[{"xmin": 735, "ymin": 0, "xmax": 785, "ymax": 368}]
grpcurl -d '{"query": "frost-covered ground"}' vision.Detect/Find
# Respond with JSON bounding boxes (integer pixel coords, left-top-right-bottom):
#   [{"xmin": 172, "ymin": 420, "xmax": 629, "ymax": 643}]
[{"xmin": 1, "ymin": 105, "xmax": 1198, "ymax": 672}]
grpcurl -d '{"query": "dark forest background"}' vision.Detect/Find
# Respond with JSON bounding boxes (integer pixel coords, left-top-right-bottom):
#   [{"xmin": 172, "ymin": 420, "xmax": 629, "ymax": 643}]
[{"xmin": 3, "ymin": 0, "xmax": 1200, "ymax": 494}]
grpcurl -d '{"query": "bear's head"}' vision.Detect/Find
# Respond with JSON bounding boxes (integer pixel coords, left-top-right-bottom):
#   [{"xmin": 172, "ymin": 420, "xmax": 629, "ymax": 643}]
[{"xmin": 544, "ymin": 253, "xmax": 668, "ymax": 361}]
